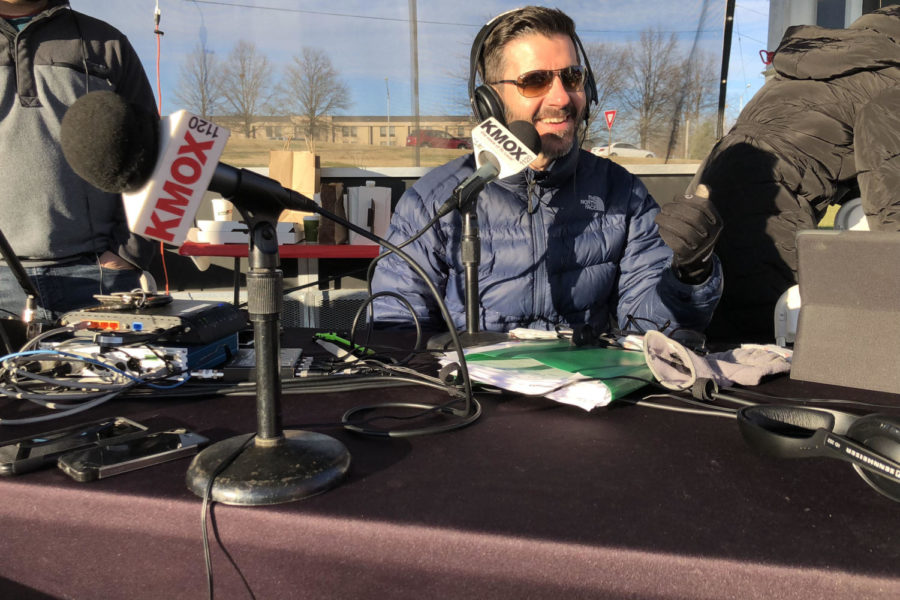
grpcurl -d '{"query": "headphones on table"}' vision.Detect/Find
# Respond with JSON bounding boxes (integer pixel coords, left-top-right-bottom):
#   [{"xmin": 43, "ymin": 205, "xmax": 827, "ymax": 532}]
[
  {"xmin": 467, "ymin": 8, "xmax": 598, "ymax": 126},
  {"xmin": 737, "ymin": 404, "xmax": 900, "ymax": 502}
]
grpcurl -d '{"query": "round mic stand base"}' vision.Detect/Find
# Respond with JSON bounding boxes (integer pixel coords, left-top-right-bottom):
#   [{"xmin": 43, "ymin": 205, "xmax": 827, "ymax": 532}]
[
  {"xmin": 186, "ymin": 431, "xmax": 350, "ymax": 506},
  {"xmin": 185, "ymin": 210, "xmax": 351, "ymax": 506}
]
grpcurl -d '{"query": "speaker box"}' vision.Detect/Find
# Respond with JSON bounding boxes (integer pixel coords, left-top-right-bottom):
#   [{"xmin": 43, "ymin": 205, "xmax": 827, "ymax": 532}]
[
  {"xmin": 283, "ymin": 289, "xmax": 370, "ymax": 330},
  {"xmin": 171, "ymin": 288, "xmax": 370, "ymax": 331},
  {"xmin": 790, "ymin": 230, "xmax": 900, "ymax": 394}
]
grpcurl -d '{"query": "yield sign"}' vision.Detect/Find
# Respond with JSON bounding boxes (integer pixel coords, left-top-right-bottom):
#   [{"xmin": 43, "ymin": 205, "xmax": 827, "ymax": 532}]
[{"xmin": 604, "ymin": 110, "xmax": 617, "ymax": 129}]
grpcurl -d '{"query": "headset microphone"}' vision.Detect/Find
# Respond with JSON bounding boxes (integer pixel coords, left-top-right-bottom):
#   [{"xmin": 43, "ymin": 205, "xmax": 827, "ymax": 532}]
[{"xmin": 737, "ymin": 404, "xmax": 900, "ymax": 502}]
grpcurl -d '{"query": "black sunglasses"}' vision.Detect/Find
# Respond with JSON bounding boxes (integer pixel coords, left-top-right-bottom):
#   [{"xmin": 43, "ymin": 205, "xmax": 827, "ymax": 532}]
[{"xmin": 489, "ymin": 65, "xmax": 586, "ymax": 98}]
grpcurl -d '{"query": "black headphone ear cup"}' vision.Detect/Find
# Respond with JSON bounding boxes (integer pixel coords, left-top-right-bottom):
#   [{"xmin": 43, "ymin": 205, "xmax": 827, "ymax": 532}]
[
  {"xmin": 569, "ymin": 32, "xmax": 597, "ymax": 125},
  {"xmin": 583, "ymin": 68, "xmax": 597, "ymax": 110},
  {"xmin": 472, "ymin": 85, "xmax": 507, "ymax": 126},
  {"xmin": 845, "ymin": 414, "xmax": 900, "ymax": 501},
  {"xmin": 737, "ymin": 405, "xmax": 838, "ymax": 458}
]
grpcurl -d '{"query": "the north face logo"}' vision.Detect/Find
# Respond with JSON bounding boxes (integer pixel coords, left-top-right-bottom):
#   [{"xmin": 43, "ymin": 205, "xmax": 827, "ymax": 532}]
[{"xmin": 581, "ymin": 195, "xmax": 603, "ymax": 211}]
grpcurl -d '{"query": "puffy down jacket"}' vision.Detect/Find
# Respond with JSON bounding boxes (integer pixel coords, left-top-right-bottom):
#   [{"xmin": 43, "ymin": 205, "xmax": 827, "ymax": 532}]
[
  {"xmin": 685, "ymin": 6, "xmax": 900, "ymax": 341},
  {"xmin": 371, "ymin": 144, "xmax": 722, "ymax": 333}
]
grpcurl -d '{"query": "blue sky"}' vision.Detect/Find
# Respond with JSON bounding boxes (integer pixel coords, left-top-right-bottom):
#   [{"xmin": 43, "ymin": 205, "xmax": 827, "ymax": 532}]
[{"xmin": 71, "ymin": 0, "xmax": 771, "ymax": 122}]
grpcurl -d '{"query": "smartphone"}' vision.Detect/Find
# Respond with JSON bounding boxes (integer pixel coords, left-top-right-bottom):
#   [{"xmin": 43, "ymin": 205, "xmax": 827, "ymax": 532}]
[
  {"xmin": 57, "ymin": 429, "xmax": 209, "ymax": 482},
  {"xmin": 0, "ymin": 417, "xmax": 148, "ymax": 476}
]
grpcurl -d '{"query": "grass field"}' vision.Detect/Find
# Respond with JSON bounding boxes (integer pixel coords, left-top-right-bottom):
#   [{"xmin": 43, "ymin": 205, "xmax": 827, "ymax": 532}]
[
  {"xmin": 221, "ymin": 138, "xmax": 470, "ymax": 168},
  {"xmin": 220, "ymin": 137, "xmax": 694, "ymax": 169}
]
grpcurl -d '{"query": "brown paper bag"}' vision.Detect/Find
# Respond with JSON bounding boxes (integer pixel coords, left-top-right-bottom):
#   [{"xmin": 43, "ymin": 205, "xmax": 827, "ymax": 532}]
[
  {"xmin": 318, "ymin": 183, "xmax": 348, "ymax": 244},
  {"xmin": 269, "ymin": 151, "xmax": 320, "ymax": 224}
]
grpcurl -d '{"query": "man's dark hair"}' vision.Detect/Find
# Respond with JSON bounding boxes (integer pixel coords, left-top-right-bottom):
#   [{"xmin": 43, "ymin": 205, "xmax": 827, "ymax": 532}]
[{"xmin": 480, "ymin": 6, "xmax": 578, "ymax": 83}]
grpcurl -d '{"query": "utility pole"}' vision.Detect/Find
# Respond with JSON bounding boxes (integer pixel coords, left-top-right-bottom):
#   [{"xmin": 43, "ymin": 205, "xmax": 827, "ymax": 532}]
[
  {"xmin": 684, "ymin": 119, "xmax": 690, "ymax": 159},
  {"xmin": 716, "ymin": 0, "xmax": 736, "ymax": 139},
  {"xmin": 409, "ymin": 0, "xmax": 420, "ymax": 165},
  {"xmin": 385, "ymin": 77, "xmax": 391, "ymax": 146}
]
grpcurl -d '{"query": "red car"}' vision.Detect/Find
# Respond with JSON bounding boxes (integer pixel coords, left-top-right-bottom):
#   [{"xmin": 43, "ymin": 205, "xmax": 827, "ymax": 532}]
[{"xmin": 406, "ymin": 129, "xmax": 471, "ymax": 149}]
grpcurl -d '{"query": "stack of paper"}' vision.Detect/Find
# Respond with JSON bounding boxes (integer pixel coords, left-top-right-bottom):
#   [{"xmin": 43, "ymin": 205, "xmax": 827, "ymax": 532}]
[{"xmin": 440, "ymin": 339, "xmax": 653, "ymax": 411}]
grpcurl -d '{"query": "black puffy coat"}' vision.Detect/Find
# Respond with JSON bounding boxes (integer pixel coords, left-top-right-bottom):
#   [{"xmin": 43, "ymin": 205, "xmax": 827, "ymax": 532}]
[{"xmin": 686, "ymin": 7, "xmax": 900, "ymax": 341}]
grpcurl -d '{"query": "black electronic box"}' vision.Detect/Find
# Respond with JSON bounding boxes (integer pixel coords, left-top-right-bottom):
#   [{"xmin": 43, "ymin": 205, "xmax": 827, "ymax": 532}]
[{"xmin": 61, "ymin": 299, "xmax": 248, "ymax": 345}]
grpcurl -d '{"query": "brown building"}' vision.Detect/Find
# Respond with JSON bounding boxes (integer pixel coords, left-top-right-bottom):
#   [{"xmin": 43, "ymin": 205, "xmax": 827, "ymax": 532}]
[{"xmin": 219, "ymin": 114, "xmax": 475, "ymax": 146}]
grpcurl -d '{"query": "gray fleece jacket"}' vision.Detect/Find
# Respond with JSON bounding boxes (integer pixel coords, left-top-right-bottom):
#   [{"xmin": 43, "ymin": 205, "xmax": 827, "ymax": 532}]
[{"xmin": 0, "ymin": 0, "xmax": 156, "ymax": 268}]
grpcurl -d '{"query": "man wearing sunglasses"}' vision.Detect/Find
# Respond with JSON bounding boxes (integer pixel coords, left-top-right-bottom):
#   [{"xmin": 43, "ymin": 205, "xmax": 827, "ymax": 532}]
[{"xmin": 372, "ymin": 6, "xmax": 722, "ymax": 336}]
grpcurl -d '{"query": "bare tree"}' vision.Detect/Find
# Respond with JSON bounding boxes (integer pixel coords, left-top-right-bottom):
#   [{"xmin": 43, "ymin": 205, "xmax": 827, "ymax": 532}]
[
  {"xmin": 680, "ymin": 49, "xmax": 719, "ymax": 122},
  {"xmin": 619, "ymin": 29, "xmax": 682, "ymax": 149},
  {"xmin": 671, "ymin": 49, "xmax": 720, "ymax": 159},
  {"xmin": 279, "ymin": 47, "xmax": 351, "ymax": 153},
  {"xmin": 174, "ymin": 41, "xmax": 224, "ymax": 120},
  {"xmin": 444, "ymin": 61, "xmax": 478, "ymax": 118},
  {"xmin": 221, "ymin": 40, "xmax": 273, "ymax": 137},
  {"xmin": 582, "ymin": 42, "xmax": 629, "ymax": 143}
]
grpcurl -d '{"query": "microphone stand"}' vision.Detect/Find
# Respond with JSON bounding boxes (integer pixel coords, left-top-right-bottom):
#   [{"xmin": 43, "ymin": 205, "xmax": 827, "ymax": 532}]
[
  {"xmin": 460, "ymin": 205, "xmax": 509, "ymax": 346},
  {"xmin": 0, "ymin": 224, "xmax": 43, "ymax": 342},
  {"xmin": 185, "ymin": 184, "xmax": 350, "ymax": 506},
  {"xmin": 185, "ymin": 166, "xmax": 482, "ymax": 503},
  {"xmin": 428, "ymin": 183, "xmax": 508, "ymax": 350}
]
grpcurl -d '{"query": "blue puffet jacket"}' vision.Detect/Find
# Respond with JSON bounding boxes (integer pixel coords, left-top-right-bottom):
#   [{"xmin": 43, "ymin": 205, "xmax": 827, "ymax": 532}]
[{"xmin": 371, "ymin": 144, "xmax": 722, "ymax": 333}]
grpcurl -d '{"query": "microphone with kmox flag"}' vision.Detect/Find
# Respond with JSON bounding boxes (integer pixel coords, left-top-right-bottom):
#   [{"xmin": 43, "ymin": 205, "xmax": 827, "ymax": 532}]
[
  {"xmin": 61, "ymin": 90, "xmax": 348, "ymax": 505},
  {"xmin": 61, "ymin": 91, "xmax": 486, "ymax": 502},
  {"xmin": 428, "ymin": 117, "xmax": 541, "ymax": 350},
  {"xmin": 436, "ymin": 117, "xmax": 540, "ymax": 218}
]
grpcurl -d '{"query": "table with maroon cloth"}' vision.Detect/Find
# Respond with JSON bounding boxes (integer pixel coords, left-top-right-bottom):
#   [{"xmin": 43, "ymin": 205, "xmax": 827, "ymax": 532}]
[{"xmin": 1, "ymin": 332, "xmax": 898, "ymax": 599}]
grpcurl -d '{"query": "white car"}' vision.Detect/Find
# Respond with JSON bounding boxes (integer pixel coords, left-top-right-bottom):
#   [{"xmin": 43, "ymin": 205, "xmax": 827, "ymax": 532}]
[{"xmin": 590, "ymin": 142, "xmax": 655, "ymax": 158}]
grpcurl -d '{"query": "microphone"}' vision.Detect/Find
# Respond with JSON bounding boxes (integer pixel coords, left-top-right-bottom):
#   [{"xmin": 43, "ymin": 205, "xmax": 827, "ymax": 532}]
[
  {"xmin": 436, "ymin": 117, "xmax": 541, "ymax": 218},
  {"xmin": 60, "ymin": 92, "xmax": 484, "ymax": 505},
  {"xmin": 61, "ymin": 91, "xmax": 317, "ymax": 246},
  {"xmin": 61, "ymin": 91, "xmax": 356, "ymax": 506}
]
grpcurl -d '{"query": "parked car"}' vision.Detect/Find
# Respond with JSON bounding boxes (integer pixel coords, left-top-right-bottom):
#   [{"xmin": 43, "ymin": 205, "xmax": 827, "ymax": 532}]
[
  {"xmin": 590, "ymin": 142, "xmax": 655, "ymax": 158},
  {"xmin": 406, "ymin": 129, "xmax": 471, "ymax": 149}
]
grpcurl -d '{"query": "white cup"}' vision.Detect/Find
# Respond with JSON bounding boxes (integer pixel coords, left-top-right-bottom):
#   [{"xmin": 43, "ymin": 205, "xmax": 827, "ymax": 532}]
[{"xmin": 211, "ymin": 198, "xmax": 234, "ymax": 221}]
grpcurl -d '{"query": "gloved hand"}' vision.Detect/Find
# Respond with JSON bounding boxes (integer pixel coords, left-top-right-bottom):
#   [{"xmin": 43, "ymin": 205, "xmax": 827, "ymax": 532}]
[{"xmin": 655, "ymin": 184, "xmax": 722, "ymax": 284}]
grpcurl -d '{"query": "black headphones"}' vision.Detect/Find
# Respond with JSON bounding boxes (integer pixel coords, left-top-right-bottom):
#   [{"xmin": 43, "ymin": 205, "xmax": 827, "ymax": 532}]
[
  {"xmin": 737, "ymin": 405, "xmax": 900, "ymax": 502},
  {"xmin": 467, "ymin": 9, "xmax": 598, "ymax": 126}
]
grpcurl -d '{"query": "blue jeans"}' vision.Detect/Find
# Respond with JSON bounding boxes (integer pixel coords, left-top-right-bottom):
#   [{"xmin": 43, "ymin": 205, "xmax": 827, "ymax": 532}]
[{"xmin": 0, "ymin": 257, "xmax": 142, "ymax": 323}]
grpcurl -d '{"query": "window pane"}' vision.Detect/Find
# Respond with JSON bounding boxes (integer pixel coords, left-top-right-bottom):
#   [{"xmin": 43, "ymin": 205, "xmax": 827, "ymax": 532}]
[{"xmin": 71, "ymin": 1, "xmax": 746, "ymax": 166}]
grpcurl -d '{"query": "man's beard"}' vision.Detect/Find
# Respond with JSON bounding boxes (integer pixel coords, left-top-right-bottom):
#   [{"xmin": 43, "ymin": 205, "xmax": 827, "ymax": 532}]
[
  {"xmin": 509, "ymin": 103, "xmax": 584, "ymax": 161},
  {"xmin": 540, "ymin": 126, "xmax": 580, "ymax": 160}
]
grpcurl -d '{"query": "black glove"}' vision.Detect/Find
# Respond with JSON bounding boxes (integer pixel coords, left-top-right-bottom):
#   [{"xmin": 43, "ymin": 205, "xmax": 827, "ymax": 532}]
[{"xmin": 655, "ymin": 184, "xmax": 722, "ymax": 284}]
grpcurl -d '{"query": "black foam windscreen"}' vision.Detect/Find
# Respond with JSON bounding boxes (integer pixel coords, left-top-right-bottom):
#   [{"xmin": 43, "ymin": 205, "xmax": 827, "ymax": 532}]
[
  {"xmin": 60, "ymin": 91, "xmax": 159, "ymax": 193},
  {"xmin": 506, "ymin": 120, "xmax": 542, "ymax": 156}
]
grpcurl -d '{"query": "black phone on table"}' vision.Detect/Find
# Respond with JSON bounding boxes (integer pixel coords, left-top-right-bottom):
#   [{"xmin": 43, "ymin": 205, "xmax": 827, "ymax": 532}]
[
  {"xmin": 0, "ymin": 417, "xmax": 148, "ymax": 476},
  {"xmin": 57, "ymin": 429, "xmax": 209, "ymax": 482}
]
